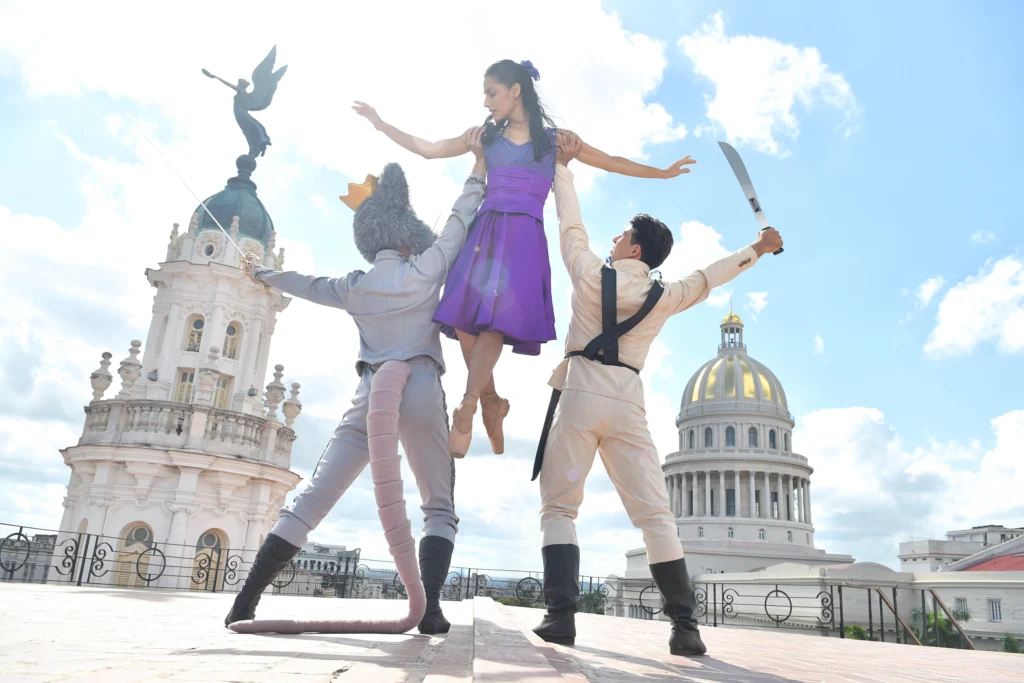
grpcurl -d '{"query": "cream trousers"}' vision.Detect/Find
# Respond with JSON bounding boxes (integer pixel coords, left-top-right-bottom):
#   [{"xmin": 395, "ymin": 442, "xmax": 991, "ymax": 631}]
[{"xmin": 539, "ymin": 388, "xmax": 683, "ymax": 564}]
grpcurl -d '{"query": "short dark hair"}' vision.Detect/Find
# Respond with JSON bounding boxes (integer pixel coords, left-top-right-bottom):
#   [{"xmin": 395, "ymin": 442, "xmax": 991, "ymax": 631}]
[{"xmin": 629, "ymin": 213, "xmax": 674, "ymax": 269}]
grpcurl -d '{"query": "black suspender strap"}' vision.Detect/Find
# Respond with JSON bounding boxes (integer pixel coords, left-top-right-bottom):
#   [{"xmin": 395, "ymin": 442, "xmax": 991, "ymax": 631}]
[
  {"xmin": 532, "ymin": 268, "xmax": 665, "ymax": 481},
  {"xmin": 601, "ymin": 266, "xmax": 618, "ymax": 365},
  {"xmin": 572, "ymin": 267, "xmax": 664, "ymax": 367}
]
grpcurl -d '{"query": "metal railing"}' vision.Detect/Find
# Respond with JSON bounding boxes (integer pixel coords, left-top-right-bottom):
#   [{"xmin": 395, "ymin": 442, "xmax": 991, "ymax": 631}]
[
  {"xmin": 631, "ymin": 579, "xmax": 973, "ymax": 649},
  {"xmin": 0, "ymin": 522, "xmax": 617, "ymax": 612}
]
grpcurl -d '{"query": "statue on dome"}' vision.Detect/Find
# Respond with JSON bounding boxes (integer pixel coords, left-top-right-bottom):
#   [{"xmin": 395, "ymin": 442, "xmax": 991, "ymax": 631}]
[{"xmin": 202, "ymin": 46, "xmax": 287, "ymax": 160}]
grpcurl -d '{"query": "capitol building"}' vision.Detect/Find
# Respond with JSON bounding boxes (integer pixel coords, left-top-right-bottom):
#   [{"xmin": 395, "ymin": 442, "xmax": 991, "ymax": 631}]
[{"xmin": 625, "ymin": 311, "xmax": 854, "ymax": 578}]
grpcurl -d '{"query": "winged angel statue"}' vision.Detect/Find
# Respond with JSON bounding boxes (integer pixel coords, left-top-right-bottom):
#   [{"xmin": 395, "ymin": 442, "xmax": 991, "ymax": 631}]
[{"xmin": 203, "ymin": 46, "xmax": 288, "ymax": 159}]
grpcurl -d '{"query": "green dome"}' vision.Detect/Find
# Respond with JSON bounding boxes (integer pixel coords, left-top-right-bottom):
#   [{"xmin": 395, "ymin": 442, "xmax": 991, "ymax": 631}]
[{"xmin": 194, "ymin": 155, "xmax": 274, "ymax": 245}]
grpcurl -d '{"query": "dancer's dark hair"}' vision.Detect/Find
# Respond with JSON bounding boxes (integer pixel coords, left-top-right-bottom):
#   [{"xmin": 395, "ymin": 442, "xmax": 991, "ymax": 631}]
[
  {"xmin": 630, "ymin": 214, "xmax": 674, "ymax": 270},
  {"xmin": 481, "ymin": 59, "xmax": 555, "ymax": 162}
]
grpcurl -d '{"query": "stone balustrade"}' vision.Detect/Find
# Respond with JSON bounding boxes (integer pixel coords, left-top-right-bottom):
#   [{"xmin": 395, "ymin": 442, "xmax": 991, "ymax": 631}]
[
  {"xmin": 79, "ymin": 398, "xmax": 293, "ymax": 465},
  {"xmin": 204, "ymin": 409, "xmax": 265, "ymax": 450},
  {"xmin": 81, "ymin": 345, "xmax": 303, "ymax": 468}
]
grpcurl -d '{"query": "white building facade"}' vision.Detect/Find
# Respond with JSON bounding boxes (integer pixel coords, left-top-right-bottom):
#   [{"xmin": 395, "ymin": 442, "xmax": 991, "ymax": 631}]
[
  {"xmin": 626, "ymin": 313, "xmax": 853, "ymax": 577},
  {"xmin": 899, "ymin": 525, "xmax": 1024, "ymax": 571},
  {"xmin": 55, "ymin": 158, "xmax": 304, "ymax": 590}
]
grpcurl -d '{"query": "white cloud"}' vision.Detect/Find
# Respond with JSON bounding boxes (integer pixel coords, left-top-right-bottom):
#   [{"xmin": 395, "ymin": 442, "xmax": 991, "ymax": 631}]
[
  {"xmin": 745, "ymin": 292, "xmax": 768, "ymax": 320},
  {"xmin": 660, "ymin": 220, "xmax": 730, "ymax": 279},
  {"xmin": 924, "ymin": 256, "xmax": 1024, "ymax": 358},
  {"xmin": 813, "ymin": 334, "xmax": 824, "ymax": 355},
  {"xmin": 914, "ymin": 275, "xmax": 946, "ymax": 309},
  {"xmin": 971, "ymin": 230, "xmax": 996, "ymax": 244},
  {"xmin": 0, "ymin": 1, "xmax": 686, "ymax": 200},
  {"xmin": 706, "ymin": 289, "xmax": 732, "ymax": 308},
  {"xmin": 796, "ymin": 407, "xmax": 1024, "ymax": 568},
  {"xmin": 310, "ymin": 195, "xmax": 330, "ymax": 214},
  {"xmin": 0, "ymin": 0, "xmax": 697, "ymax": 575},
  {"xmin": 679, "ymin": 12, "xmax": 860, "ymax": 156}
]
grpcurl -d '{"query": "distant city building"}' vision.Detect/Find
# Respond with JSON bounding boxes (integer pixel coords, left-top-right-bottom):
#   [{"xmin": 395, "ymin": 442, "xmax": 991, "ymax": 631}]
[{"xmin": 899, "ymin": 525, "xmax": 1024, "ymax": 572}]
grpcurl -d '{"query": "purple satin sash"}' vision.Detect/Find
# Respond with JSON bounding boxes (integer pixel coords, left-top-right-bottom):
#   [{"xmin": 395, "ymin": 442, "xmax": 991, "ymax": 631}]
[{"xmin": 477, "ymin": 166, "xmax": 552, "ymax": 221}]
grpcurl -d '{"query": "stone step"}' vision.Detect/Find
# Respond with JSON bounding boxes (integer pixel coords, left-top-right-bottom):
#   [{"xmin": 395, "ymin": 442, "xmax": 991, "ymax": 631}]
[{"xmin": 468, "ymin": 598, "xmax": 580, "ymax": 682}]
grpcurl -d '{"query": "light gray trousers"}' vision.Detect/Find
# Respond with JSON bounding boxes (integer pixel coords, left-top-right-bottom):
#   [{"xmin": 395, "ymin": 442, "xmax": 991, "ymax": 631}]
[{"xmin": 271, "ymin": 357, "xmax": 458, "ymax": 547}]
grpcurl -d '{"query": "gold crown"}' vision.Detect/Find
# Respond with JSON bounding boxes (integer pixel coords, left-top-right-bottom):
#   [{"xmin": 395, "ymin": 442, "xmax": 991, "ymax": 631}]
[{"xmin": 339, "ymin": 174, "xmax": 379, "ymax": 211}]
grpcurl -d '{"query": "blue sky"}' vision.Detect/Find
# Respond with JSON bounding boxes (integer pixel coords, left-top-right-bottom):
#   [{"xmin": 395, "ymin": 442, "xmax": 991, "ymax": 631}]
[{"xmin": 1, "ymin": 1, "xmax": 1022, "ymax": 572}]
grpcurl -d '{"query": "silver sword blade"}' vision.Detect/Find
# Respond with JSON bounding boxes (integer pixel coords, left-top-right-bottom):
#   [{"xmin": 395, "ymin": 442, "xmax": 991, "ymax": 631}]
[{"xmin": 718, "ymin": 141, "xmax": 770, "ymax": 230}]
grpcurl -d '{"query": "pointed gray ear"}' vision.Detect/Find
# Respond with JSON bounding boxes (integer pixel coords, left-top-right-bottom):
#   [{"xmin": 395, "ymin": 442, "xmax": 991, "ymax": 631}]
[{"xmin": 377, "ymin": 163, "xmax": 409, "ymax": 212}]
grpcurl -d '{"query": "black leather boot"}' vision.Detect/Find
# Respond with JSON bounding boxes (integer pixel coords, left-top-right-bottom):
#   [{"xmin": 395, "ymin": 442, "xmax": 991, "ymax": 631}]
[
  {"xmin": 417, "ymin": 536, "xmax": 454, "ymax": 634},
  {"xmin": 224, "ymin": 533, "xmax": 301, "ymax": 627},
  {"xmin": 649, "ymin": 558, "xmax": 707, "ymax": 656},
  {"xmin": 532, "ymin": 544, "xmax": 580, "ymax": 646}
]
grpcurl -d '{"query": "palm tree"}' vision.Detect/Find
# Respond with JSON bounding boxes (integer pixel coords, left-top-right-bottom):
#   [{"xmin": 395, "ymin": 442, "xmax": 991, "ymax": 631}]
[{"xmin": 911, "ymin": 607, "xmax": 971, "ymax": 648}]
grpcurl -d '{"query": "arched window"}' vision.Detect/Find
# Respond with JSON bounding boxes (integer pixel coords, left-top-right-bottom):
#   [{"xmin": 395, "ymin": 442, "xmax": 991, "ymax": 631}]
[
  {"xmin": 725, "ymin": 426, "xmax": 736, "ymax": 447},
  {"xmin": 704, "ymin": 427, "xmax": 713, "ymax": 448},
  {"xmin": 728, "ymin": 527, "xmax": 734, "ymax": 539},
  {"xmin": 222, "ymin": 321, "xmax": 241, "ymax": 359},
  {"xmin": 213, "ymin": 375, "xmax": 233, "ymax": 410},
  {"xmin": 769, "ymin": 429, "xmax": 777, "ymax": 450},
  {"xmin": 787, "ymin": 530, "xmax": 793, "ymax": 542},
  {"xmin": 784, "ymin": 433, "xmax": 790, "ymax": 452},
  {"xmin": 748, "ymin": 427, "xmax": 758, "ymax": 447},
  {"xmin": 688, "ymin": 430, "xmax": 695, "ymax": 449},
  {"xmin": 184, "ymin": 315, "xmax": 205, "ymax": 352},
  {"xmin": 191, "ymin": 529, "xmax": 227, "ymax": 592},
  {"xmin": 175, "ymin": 369, "xmax": 195, "ymax": 403},
  {"xmin": 698, "ymin": 526, "xmax": 704, "ymax": 538},
  {"xmin": 115, "ymin": 523, "xmax": 154, "ymax": 588},
  {"xmin": 758, "ymin": 528, "xmax": 766, "ymax": 540}
]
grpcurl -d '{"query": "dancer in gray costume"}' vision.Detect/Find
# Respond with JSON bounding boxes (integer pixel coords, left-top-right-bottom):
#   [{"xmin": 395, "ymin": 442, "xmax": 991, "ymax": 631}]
[{"xmin": 225, "ymin": 130, "xmax": 487, "ymax": 634}]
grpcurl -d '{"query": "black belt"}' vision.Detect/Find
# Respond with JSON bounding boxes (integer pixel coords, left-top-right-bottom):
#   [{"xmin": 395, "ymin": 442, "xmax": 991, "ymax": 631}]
[{"xmin": 531, "ymin": 267, "xmax": 663, "ymax": 481}]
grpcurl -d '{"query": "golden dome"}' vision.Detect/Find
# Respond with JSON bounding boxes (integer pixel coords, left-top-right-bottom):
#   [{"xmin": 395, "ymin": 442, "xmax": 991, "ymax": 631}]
[
  {"xmin": 682, "ymin": 353, "xmax": 788, "ymax": 409},
  {"xmin": 722, "ymin": 312, "xmax": 743, "ymax": 325}
]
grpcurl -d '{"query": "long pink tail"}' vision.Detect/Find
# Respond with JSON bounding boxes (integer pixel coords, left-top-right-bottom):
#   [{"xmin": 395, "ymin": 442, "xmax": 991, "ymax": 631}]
[{"xmin": 229, "ymin": 361, "xmax": 426, "ymax": 634}]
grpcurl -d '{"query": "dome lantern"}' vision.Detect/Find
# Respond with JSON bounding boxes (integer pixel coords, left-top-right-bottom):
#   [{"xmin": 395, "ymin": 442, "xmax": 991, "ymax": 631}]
[{"xmin": 719, "ymin": 298, "xmax": 745, "ymax": 352}]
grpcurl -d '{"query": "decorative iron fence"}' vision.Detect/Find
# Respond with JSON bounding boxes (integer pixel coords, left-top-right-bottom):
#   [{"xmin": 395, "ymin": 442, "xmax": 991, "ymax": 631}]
[
  {"xmin": 628, "ymin": 580, "xmax": 973, "ymax": 649},
  {"xmin": 0, "ymin": 522, "xmax": 618, "ymax": 612}
]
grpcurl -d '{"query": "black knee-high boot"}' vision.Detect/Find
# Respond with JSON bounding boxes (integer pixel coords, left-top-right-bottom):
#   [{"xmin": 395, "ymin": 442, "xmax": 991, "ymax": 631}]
[
  {"xmin": 417, "ymin": 536, "xmax": 455, "ymax": 634},
  {"xmin": 532, "ymin": 544, "xmax": 580, "ymax": 646},
  {"xmin": 649, "ymin": 558, "xmax": 707, "ymax": 656},
  {"xmin": 224, "ymin": 533, "xmax": 302, "ymax": 627}
]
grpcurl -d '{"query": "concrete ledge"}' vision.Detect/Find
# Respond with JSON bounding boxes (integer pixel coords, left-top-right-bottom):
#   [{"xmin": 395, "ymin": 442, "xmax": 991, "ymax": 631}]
[{"xmin": 471, "ymin": 598, "xmax": 568, "ymax": 682}]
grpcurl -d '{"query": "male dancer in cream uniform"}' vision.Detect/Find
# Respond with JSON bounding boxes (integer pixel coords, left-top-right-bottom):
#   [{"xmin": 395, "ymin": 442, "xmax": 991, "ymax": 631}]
[{"xmin": 532, "ymin": 133, "xmax": 783, "ymax": 656}]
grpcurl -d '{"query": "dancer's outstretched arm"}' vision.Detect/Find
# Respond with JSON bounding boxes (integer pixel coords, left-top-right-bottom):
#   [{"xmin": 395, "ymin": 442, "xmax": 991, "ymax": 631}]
[
  {"xmin": 246, "ymin": 265, "xmax": 363, "ymax": 310},
  {"xmin": 556, "ymin": 130, "xmax": 696, "ymax": 180},
  {"xmin": 552, "ymin": 136, "xmax": 602, "ymax": 283},
  {"xmin": 663, "ymin": 229, "xmax": 783, "ymax": 316},
  {"xmin": 353, "ymin": 101, "xmax": 475, "ymax": 160},
  {"xmin": 412, "ymin": 130, "xmax": 488, "ymax": 282}
]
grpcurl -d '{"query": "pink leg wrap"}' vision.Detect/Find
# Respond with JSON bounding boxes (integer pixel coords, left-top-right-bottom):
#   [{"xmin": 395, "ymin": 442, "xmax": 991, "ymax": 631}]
[{"xmin": 229, "ymin": 361, "xmax": 426, "ymax": 634}]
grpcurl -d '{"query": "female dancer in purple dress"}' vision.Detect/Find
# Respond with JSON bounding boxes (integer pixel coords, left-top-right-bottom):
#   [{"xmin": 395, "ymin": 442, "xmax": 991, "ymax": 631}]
[{"xmin": 353, "ymin": 59, "xmax": 694, "ymax": 458}]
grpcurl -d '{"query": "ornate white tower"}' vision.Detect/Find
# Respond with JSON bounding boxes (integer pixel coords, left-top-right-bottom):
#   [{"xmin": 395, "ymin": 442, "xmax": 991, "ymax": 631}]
[{"xmin": 56, "ymin": 156, "xmax": 303, "ymax": 590}]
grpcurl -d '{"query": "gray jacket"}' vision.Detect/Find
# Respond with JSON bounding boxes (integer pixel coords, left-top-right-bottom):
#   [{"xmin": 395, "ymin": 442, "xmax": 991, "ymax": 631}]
[{"xmin": 254, "ymin": 175, "xmax": 485, "ymax": 375}]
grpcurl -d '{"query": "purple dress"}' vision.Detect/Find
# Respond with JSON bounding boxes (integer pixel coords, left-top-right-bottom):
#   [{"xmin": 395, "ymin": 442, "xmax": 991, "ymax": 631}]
[{"xmin": 433, "ymin": 129, "xmax": 557, "ymax": 355}]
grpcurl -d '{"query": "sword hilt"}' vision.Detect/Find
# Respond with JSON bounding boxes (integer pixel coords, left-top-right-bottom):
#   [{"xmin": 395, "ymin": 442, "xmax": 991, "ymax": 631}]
[{"xmin": 760, "ymin": 227, "xmax": 784, "ymax": 255}]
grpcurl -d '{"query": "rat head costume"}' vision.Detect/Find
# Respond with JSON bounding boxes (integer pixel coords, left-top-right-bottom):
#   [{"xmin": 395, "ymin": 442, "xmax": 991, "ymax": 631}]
[{"xmin": 225, "ymin": 160, "xmax": 488, "ymax": 635}]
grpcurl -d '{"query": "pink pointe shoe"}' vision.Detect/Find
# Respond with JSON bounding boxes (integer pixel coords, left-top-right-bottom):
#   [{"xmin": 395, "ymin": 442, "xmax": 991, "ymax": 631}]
[
  {"xmin": 448, "ymin": 394, "xmax": 479, "ymax": 459},
  {"xmin": 481, "ymin": 392, "xmax": 510, "ymax": 455}
]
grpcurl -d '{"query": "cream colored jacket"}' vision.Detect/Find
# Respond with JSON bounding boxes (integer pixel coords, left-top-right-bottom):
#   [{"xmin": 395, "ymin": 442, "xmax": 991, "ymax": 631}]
[{"xmin": 549, "ymin": 164, "xmax": 759, "ymax": 409}]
